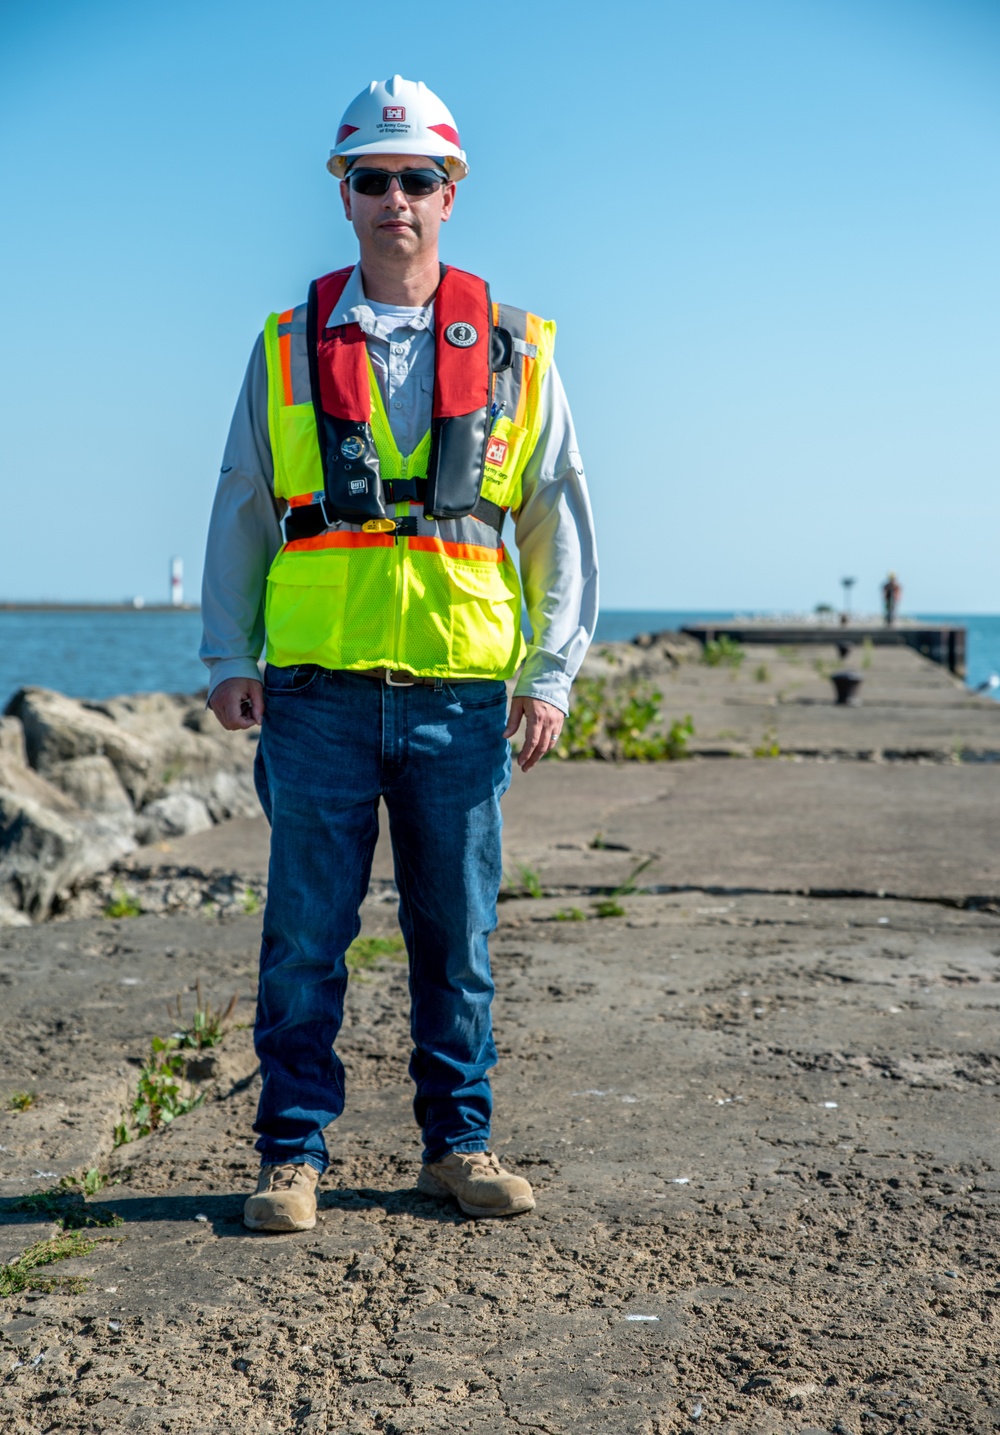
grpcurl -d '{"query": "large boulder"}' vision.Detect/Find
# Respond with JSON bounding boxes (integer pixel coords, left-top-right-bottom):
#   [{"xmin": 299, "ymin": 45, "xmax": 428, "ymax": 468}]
[
  {"xmin": 0, "ymin": 789, "xmax": 135, "ymax": 918},
  {"xmin": 135, "ymin": 791, "xmax": 214, "ymax": 844},
  {"xmin": 0, "ymin": 716, "xmax": 27, "ymax": 766},
  {"xmin": 6, "ymin": 688, "xmax": 156, "ymax": 806},
  {"xmin": 46, "ymin": 755, "xmax": 135, "ymax": 819}
]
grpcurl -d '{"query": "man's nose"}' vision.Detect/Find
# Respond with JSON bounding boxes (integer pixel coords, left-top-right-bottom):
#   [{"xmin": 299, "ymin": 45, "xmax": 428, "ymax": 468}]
[{"xmin": 381, "ymin": 177, "xmax": 409, "ymax": 205}]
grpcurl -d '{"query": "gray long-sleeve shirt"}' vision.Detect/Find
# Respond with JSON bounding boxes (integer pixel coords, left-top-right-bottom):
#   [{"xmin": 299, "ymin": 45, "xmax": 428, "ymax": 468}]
[{"xmin": 200, "ymin": 264, "xmax": 598, "ymax": 714}]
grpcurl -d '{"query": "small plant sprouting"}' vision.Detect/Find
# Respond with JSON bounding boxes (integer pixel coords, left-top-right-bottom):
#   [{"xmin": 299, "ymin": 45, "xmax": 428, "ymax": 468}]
[
  {"xmin": 241, "ymin": 887, "xmax": 260, "ymax": 915},
  {"xmin": 128, "ymin": 1037, "xmax": 204, "ymax": 1140},
  {"xmin": 592, "ymin": 898, "xmax": 626, "ymax": 919},
  {"xmin": 753, "ymin": 728, "xmax": 781, "ymax": 759},
  {"xmin": 104, "ymin": 885, "xmax": 141, "ymax": 919},
  {"xmin": 8, "ymin": 1091, "xmax": 35, "ymax": 1113},
  {"xmin": 346, "ymin": 935, "xmax": 407, "ymax": 971},
  {"xmin": 701, "ymin": 636, "xmax": 744, "ymax": 669},
  {"xmin": 554, "ymin": 907, "xmax": 587, "ymax": 922},
  {"xmin": 506, "ymin": 862, "xmax": 544, "ymax": 899},
  {"xmin": 168, "ymin": 981, "xmax": 239, "ymax": 1051},
  {"xmin": 112, "ymin": 1122, "xmax": 131, "ymax": 1149},
  {"xmin": 591, "ymin": 854, "xmax": 657, "ymax": 919},
  {"xmin": 754, "ymin": 664, "xmax": 770, "ymax": 683},
  {"xmin": 0, "ymin": 1230, "xmax": 118, "ymax": 1300},
  {"xmin": 862, "ymin": 637, "xmax": 874, "ymax": 670}
]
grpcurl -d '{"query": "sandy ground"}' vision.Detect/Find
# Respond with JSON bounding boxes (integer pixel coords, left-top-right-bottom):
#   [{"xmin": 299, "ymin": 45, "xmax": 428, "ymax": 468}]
[{"xmin": 1, "ymin": 644, "xmax": 999, "ymax": 1434}]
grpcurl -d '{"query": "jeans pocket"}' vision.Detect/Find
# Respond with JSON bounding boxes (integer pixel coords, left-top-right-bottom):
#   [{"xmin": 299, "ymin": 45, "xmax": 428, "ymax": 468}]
[
  {"xmin": 264, "ymin": 663, "xmax": 320, "ymax": 695},
  {"xmin": 444, "ymin": 679, "xmax": 508, "ymax": 710}
]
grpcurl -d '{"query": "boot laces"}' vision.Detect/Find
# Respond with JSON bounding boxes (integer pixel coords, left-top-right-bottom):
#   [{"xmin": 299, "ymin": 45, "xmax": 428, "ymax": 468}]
[{"xmin": 265, "ymin": 1163, "xmax": 310, "ymax": 1191}]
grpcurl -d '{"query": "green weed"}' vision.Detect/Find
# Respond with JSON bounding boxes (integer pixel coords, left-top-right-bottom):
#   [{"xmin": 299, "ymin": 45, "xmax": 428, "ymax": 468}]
[
  {"xmin": 754, "ymin": 664, "xmax": 770, "ymax": 683},
  {"xmin": 862, "ymin": 637, "xmax": 874, "ymax": 669},
  {"xmin": 7, "ymin": 1091, "xmax": 35, "ymax": 1113},
  {"xmin": 753, "ymin": 728, "xmax": 781, "ymax": 759},
  {"xmin": 554, "ymin": 677, "xmax": 693, "ymax": 762},
  {"xmin": 506, "ymin": 862, "xmax": 544, "ymax": 899},
  {"xmin": 127, "ymin": 1037, "xmax": 203, "ymax": 1140},
  {"xmin": 15, "ymin": 1179, "xmax": 121, "ymax": 1233},
  {"xmin": 701, "ymin": 636, "xmax": 744, "ymax": 669},
  {"xmin": 346, "ymin": 935, "xmax": 406, "ymax": 970},
  {"xmin": 0, "ymin": 1230, "xmax": 119, "ymax": 1299},
  {"xmin": 104, "ymin": 885, "xmax": 141, "ymax": 919},
  {"xmin": 168, "ymin": 981, "xmax": 239, "ymax": 1051},
  {"xmin": 592, "ymin": 898, "xmax": 626, "ymax": 919},
  {"xmin": 240, "ymin": 887, "xmax": 260, "ymax": 915},
  {"xmin": 554, "ymin": 907, "xmax": 587, "ymax": 922}
]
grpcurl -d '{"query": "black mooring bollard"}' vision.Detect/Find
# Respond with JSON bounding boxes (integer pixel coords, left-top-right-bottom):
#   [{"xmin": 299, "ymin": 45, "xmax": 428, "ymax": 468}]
[{"xmin": 831, "ymin": 670, "xmax": 863, "ymax": 706}]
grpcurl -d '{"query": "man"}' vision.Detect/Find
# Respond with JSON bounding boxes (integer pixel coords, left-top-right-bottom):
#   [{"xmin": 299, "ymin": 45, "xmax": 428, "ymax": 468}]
[{"xmin": 200, "ymin": 75, "xmax": 597, "ymax": 1232}]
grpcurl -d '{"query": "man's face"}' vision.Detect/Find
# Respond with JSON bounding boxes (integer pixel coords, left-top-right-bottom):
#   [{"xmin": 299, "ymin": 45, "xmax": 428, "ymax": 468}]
[{"xmin": 340, "ymin": 154, "xmax": 455, "ymax": 262}]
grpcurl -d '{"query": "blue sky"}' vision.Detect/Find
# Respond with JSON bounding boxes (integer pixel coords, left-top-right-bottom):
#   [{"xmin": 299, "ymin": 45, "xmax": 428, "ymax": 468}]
[{"xmin": 1, "ymin": 0, "xmax": 998, "ymax": 615}]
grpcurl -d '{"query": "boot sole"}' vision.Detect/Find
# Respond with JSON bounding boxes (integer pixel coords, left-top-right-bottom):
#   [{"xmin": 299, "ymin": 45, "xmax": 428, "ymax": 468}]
[
  {"xmin": 416, "ymin": 1165, "xmax": 536, "ymax": 1218},
  {"xmin": 243, "ymin": 1207, "xmax": 316, "ymax": 1233}
]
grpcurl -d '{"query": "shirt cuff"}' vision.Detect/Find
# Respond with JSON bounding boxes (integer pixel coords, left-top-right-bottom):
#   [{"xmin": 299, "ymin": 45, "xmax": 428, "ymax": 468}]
[
  {"xmin": 513, "ymin": 663, "xmax": 571, "ymax": 716},
  {"xmin": 205, "ymin": 657, "xmax": 266, "ymax": 700}
]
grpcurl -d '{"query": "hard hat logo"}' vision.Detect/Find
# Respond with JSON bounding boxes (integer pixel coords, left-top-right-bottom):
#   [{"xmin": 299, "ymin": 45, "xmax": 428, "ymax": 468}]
[{"xmin": 328, "ymin": 75, "xmax": 469, "ymax": 181}]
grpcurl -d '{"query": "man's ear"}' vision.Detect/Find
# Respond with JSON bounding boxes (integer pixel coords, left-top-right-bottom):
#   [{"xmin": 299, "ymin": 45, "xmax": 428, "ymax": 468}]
[{"xmin": 340, "ymin": 179, "xmax": 352, "ymax": 220}]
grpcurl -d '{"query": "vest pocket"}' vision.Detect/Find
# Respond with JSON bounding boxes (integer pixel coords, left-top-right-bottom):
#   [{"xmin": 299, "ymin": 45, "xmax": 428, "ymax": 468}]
[
  {"xmin": 443, "ymin": 558, "xmax": 523, "ymax": 676},
  {"xmin": 481, "ymin": 419, "xmax": 528, "ymax": 508},
  {"xmin": 264, "ymin": 553, "xmax": 348, "ymax": 669}
]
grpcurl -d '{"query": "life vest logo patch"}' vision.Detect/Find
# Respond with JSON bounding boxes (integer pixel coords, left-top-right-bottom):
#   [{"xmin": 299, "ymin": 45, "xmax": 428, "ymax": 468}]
[
  {"xmin": 485, "ymin": 436, "xmax": 508, "ymax": 467},
  {"xmin": 349, "ymin": 478, "xmax": 368, "ymax": 495},
  {"xmin": 340, "ymin": 436, "xmax": 365, "ymax": 461},
  {"xmin": 445, "ymin": 321, "xmax": 478, "ymax": 348}
]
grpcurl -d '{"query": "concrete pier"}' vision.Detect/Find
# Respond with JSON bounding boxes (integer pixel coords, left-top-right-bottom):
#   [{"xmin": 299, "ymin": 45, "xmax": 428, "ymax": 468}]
[{"xmin": 682, "ymin": 619, "xmax": 966, "ymax": 676}]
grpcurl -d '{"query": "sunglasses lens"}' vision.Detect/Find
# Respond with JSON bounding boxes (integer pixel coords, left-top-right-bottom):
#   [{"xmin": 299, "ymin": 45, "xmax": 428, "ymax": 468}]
[
  {"xmin": 399, "ymin": 172, "xmax": 440, "ymax": 195},
  {"xmin": 350, "ymin": 171, "xmax": 391, "ymax": 195}
]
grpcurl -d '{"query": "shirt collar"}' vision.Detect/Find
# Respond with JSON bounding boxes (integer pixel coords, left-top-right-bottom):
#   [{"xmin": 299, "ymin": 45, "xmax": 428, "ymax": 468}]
[{"xmin": 326, "ymin": 263, "xmax": 433, "ymax": 335}]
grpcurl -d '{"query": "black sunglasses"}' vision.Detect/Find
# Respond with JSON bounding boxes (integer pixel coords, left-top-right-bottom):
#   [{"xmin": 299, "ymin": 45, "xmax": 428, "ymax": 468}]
[{"xmin": 347, "ymin": 167, "xmax": 448, "ymax": 198}]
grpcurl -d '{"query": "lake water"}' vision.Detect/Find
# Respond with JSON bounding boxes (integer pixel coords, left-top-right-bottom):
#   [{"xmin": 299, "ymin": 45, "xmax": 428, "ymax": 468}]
[{"xmin": 1, "ymin": 607, "xmax": 999, "ymax": 710}]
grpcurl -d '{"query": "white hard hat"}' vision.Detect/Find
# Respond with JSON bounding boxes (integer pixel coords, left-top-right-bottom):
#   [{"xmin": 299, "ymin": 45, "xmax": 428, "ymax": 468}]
[{"xmin": 328, "ymin": 75, "xmax": 469, "ymax": 181}]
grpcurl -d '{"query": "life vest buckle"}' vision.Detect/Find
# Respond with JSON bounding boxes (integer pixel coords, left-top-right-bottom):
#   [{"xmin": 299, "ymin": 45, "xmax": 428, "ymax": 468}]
[{"xmin": 361, "ymin": 518, "xmax": 397, "ymax": 534}]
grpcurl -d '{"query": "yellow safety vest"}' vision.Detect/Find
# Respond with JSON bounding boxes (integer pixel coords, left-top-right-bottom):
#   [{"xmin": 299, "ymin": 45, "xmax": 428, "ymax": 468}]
[{"xmin": 261, "ymin": 285, "xmax": 555, "ymax": 679}]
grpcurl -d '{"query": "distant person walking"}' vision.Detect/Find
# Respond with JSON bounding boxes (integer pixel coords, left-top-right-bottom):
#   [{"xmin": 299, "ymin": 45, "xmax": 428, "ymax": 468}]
[
  {"xmin": 200, "ymin": 75, "xmax": 598, "ymax": 1232},
  {"xmin": 882, "ymin": 572, "xmax": 901, "ymax": 626}
]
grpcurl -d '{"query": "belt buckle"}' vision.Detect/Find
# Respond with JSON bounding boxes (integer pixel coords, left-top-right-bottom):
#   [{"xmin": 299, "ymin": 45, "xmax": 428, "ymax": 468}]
[{"xmin": 385, "ymin": 669, "xmax": 415, "ymax": 687}]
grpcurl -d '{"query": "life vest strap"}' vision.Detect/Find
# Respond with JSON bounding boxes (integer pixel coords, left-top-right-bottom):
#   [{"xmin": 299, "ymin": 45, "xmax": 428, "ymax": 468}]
[{"xmin": 280, "ymin": 494, "xmax": 506, "ymax": 545}]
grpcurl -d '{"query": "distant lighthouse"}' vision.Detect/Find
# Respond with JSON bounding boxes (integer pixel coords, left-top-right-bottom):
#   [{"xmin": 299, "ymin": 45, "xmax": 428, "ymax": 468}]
[{"xmin": 170, "ymin": 557, "xmax": 184, "ymax": 607}]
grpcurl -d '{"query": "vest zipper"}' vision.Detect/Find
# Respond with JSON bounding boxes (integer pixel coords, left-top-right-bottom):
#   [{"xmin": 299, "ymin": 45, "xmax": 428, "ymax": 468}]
[{"xmin": 390, "ymin": 449, "xmax": 408, "ymax": 666}]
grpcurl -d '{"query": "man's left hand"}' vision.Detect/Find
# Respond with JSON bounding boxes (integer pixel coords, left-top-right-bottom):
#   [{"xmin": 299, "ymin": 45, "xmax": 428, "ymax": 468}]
[{"xmin": 504, "ymin": 697, "xmax": 564, "ymax": 772}]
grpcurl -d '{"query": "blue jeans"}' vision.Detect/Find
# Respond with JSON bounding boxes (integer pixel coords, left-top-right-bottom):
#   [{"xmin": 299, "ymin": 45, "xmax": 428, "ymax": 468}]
[{"xmin": 252, "ymin": 665, "xmax": 511, "ymax": 1172}]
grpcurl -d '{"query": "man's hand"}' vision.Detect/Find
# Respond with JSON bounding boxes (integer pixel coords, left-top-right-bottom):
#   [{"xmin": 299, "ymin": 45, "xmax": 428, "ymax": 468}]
[
  {"xmin": 504, "ymin": 697, "xmax": 564, "ymax": 772},
  {"xmin": 209, "ymin": 677, "xmax": 264, "ymax": 731}
]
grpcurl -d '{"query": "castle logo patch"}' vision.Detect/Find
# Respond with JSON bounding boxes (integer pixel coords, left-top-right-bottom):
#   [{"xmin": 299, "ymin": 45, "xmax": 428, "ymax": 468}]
[{"xmin": 485, "ymin": 436, "xmax": 508, "ymax": 467}]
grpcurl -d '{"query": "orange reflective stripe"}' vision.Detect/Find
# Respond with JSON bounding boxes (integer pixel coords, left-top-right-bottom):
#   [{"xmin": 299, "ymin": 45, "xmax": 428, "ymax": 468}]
[
  {"xmin": 408, "ymin": 536, "xmax": 503, "ymax": 562},
  {"xmin": 513, "ymin": 311, "xmax": 542, "ymax": 429},
  {"xmin": 284, "ymin": 532, "xmax": 395, "ymax": 553},
  {"xmin": 287, "ymin": 491, "xmax": 322, "ymax": 508},
  {"xmin": 284, "ymin": 532, "xmax": 504, "ymax": 562},
  {"xmin": 278, "ymin": 308, "xmax": 294, "ymax": 405}
]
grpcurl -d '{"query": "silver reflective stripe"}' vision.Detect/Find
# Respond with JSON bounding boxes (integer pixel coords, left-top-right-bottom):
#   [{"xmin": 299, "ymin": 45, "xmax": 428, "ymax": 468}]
[
  {"xmin": 281, "ymin": 304, "xmax": 311, "ymax": 406},
  {"xmin": 512, "ymin": 338, "xmax": 537, "ymax": 359},
  {"xmin": 414, "ymin": 511, "xmax": 502, "ymax": 549}
]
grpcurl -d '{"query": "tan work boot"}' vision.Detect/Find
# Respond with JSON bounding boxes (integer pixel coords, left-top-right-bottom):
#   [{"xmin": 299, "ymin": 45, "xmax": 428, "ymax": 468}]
[
  {"xmin": 243, "ymin": 1162, "xmax": 319, "ymax": 1232},
  {"xmin": 417, "ymin": 1150, "xmax": 535, "ymax": 1217}
]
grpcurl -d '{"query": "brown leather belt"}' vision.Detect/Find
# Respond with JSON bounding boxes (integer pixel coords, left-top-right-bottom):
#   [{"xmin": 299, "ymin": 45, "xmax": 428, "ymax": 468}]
[{"xmin": 354, "ymin": 668, "xmax": 468, "ymax": 688}]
